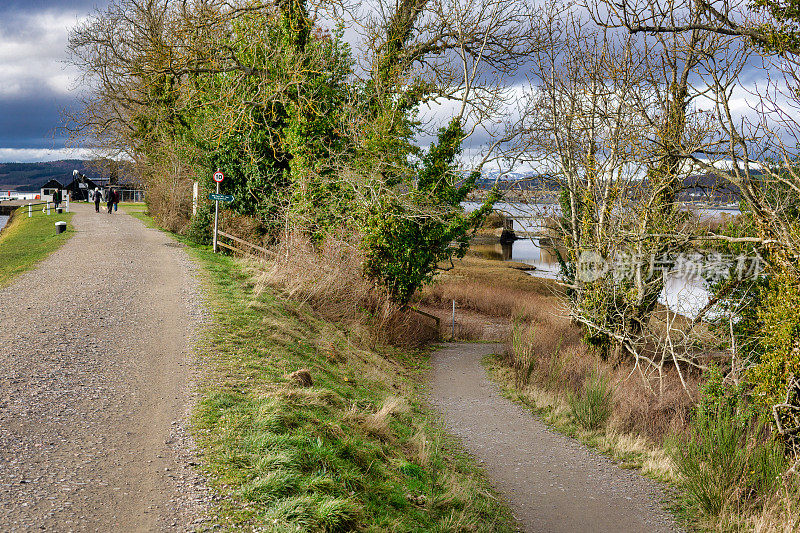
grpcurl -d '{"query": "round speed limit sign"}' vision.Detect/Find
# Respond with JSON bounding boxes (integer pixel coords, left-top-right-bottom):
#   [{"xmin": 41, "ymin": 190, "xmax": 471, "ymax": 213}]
[{"xmin": 213, "ymin": 171, "xmax": 225, "ymax": 183}]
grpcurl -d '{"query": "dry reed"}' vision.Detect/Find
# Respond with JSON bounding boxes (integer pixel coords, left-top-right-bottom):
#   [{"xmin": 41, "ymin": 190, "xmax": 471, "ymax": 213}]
[
  {"xmin": 505, "ymin": 318, "xmax": 696, "ymax": 443},
  {"xmin": 255, "ymin": 231, "xmax": 437, "ymax": 348}
]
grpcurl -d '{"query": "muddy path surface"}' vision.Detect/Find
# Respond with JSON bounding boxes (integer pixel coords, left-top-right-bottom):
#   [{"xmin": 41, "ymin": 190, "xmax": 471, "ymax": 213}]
[
  {"xmin": 429, "ymin": 342, "xmax": 681, "ymax": 533},
  {"xmin": 0, "ymin": 204, "xmax": 207, "ymax": 531}
]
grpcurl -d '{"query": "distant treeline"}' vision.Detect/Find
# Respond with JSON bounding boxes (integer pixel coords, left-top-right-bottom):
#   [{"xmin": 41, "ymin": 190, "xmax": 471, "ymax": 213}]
[{"xmin": 470, "ymin": 172, "xmax": 745, "ymax": 202}]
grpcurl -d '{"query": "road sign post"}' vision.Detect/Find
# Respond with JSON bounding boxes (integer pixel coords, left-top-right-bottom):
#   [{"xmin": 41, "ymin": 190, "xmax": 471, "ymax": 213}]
[
  {"xmin": 212, "ymin": 171, "xmax": 224, "ymax": 253},
  {"xmin": 208, "ymin": 193, "xmax": 234, "ymax": 202}
]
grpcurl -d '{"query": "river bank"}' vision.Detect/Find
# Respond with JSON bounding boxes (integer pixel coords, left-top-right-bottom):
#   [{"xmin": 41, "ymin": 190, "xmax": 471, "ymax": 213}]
[
  {"xmin": 0, "ymin": 206, "xmax": 74, "ymax": 287},
  {"xmin": 469, "ymin": 210, "xmax": 729, "ymax": 319},
  {"xmin": 0, "ymin": 202, "xmax": 18, "ymax": 233}
]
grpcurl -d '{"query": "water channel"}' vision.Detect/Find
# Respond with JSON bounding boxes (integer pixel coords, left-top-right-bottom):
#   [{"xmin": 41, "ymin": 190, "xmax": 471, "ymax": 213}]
[{"xmin": 464, "ymin": 202, "xmax": 741, "ymax": 319}]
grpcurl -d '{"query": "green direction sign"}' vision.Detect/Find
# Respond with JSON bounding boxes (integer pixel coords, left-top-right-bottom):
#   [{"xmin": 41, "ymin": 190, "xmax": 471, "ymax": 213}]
[{"xmin": 209, "ymin": 193, "xmax": 234, "ymax": 202}]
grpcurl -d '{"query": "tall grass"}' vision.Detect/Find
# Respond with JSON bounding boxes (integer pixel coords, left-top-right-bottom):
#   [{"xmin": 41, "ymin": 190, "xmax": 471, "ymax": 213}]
[
  {"xmin": 255, "ymin": 231, "xmax": 437, "ymax": 348},
  {"xmin": 673, "ymin": 398, "xmax": 787, "ymax": 523},
  {"xmin": 413, "ymin": 256, "xmax": 563, "ymax": 340},
  {"xmin": 504, "ymin": 319, "xmax": 695, "ymax": 444},
  {"xmin": 751, "ymin": 483, "xmax": 800, "ymax": 532},
  {"xmin": 569, "ymin": 374, "xmax": 613, "ymax": 431}
]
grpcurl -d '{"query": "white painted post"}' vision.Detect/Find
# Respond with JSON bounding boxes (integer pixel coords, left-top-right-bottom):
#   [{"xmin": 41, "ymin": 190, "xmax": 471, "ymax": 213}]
[
  {"xmin": 66, "ymin": 195, "xmax": 70, "ymax": 213},
  {"xmin": 192, "ymin": 182, "xmax": 198, "ymax": 216},
  {"xmin": 28, "ymin": 203, "xmax": 31, "ymax": 218},
  {"xmin": 213, "ymin": 181, "xmax": 220, "ymax": 253},
  {"xmin": 451, "ymin": 299, "xmax": 456, "ymax": 340},
  {"xmin": 47, "ymin": 202, "xmax": 50, "ymax": 215}
]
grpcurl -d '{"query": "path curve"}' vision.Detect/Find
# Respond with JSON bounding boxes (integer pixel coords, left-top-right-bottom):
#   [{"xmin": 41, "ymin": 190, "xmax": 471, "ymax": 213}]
[
  {"xmin": 429, "ymin": 342, "xmax": 681, "ymax": 533},
  {"xmin": 0, "ymin": 203, "xmax": 207, "ymax": 531}
]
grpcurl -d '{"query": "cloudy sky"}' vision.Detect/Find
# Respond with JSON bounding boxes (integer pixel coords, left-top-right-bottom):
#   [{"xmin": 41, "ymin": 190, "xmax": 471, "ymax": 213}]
[
  {"xmin": 0, "ymin": 0, "xmax": 106, "ymax": 162},
  {"xmin": 0, "ymin": 1, "xmax": 784, "ymax": 166}
]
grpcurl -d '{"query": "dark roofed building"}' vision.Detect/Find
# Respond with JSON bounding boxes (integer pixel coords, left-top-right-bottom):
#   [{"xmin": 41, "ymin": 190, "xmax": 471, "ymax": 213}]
[{"xmin": 66, "ymin": 176, "xmax": 109, "ymax": 201}]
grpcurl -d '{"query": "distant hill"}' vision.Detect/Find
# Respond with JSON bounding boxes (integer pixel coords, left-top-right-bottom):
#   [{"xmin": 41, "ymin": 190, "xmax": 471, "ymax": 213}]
[{"xmin": 0, "ymin": 160, "xmax": 135, "ymax": 191}]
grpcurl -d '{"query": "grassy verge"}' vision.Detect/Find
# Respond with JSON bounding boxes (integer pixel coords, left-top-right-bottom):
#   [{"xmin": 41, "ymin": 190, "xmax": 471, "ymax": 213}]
[
  {"xmin": 119, "ymin": 202, "xmax": 156, "ymax": 228},
  {"xmin": 133, "ymin": 208, "xmax": 515, "ymax": 531},
  {"xmin": 0, "ymin": 207, "xmax": 75, "ymax": 287},
  {"xmin": 484, "ymin": 356, "xmax": 677, "ymax": 484}
]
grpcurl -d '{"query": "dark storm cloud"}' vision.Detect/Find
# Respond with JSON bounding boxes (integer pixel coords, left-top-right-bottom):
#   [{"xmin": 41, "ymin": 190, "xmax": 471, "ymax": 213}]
[
  {"xmin": 0, "ymin": 1, "xmax": 102, "ymax": 12},
  {"xmin": 0, "ymin": 1, "xmax": 107, "ymax": 158},
  {"xmin": 0, "ymin": 1, "xmax": 105, "ymax": 34},
  {"xmin": 0, "ymin": 93, "xmax": 77, "ymax": 149}
]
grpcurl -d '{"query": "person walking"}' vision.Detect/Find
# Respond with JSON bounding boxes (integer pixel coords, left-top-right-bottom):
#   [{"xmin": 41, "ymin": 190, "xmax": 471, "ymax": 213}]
[
  {"xmin": 52, "ymin": 188, "xmax": 62, "ymax": 211},
  {"xmin": 106, "ymin": 188, "xmax": 114, "ymax": 215},
  {"xmin": 113, "ymin": 188, "xmax": 120, "ymax": 212},
  {"xmin": 94, "ymin": 187, "xmax": 102, "ymax": 213}
]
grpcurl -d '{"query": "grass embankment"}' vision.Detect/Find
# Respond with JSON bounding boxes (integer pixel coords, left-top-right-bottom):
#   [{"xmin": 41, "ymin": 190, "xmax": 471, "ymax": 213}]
[
  {"xmin": 0, "ymin": 207, "xmax": 74, "ymax": 287},
  {"xmin": 120, "ymin": 202, "xmax": 156, "ymax": 228},
  {"xmin": 132, "ymin": 206, "xmax": 515, "ymax": 531}
]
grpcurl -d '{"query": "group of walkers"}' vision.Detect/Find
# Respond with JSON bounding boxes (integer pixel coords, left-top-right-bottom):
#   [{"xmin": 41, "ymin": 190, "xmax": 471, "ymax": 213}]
[{"xmin": 92, "ymin": 187, "xmax": 120, "ymax": 214}]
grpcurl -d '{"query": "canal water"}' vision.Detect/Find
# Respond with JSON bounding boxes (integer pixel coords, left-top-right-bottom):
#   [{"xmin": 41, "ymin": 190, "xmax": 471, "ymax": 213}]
[
  {"xmin": 464, "ymin": 202, "xmax": 740, "ymax": 319},
  {"xmin": 0, "ymin": 215, "xmax": 9, "ymax": 233}
]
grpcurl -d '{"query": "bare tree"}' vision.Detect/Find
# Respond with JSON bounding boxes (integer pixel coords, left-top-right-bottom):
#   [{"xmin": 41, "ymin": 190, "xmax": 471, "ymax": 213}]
[{"xmin": 500, "ymin": 3, "xmax": 742, "ymax": 389}]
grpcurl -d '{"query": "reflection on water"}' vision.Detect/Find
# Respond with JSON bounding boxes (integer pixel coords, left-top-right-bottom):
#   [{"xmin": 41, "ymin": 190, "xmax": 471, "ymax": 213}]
[
  {"xmin": 472, "ymin": 237, "xmax": 712, "ymax": 318},
  {"xmin": 661, "ymin": 272, "xmax": 711, "ymax": 320},
  {"xmin": 0, "ymin": 215, "xmax": 8, "ymax": 232},
  {"xmin": 464, "ymin": 201, "xmax": 737, "ymax": 318},
  {"xmin": 471, "ymin": 238, "xmax": 562, "ymax": 279}
]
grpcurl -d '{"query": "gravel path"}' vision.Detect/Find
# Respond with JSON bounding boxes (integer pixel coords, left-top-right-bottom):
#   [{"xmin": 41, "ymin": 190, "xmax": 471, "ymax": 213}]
[
  {"xmin": 429, "ymin": 342, "xmax": 682, "ymax": 533},
  {"xmin": 0, "ymin": 204, "xmax": 208, "ymax": 531}
]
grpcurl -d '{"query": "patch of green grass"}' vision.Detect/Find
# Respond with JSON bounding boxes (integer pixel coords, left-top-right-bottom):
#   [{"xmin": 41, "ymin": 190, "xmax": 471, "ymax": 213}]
[
  {"xmin": 0, "ymin": 207, "xmax": 75, "ymax": 287},
  {"xmin": 671, "ymin": 402, "xmax": 786, "ymax": 523},
  {"xmin": 185, "ymin": 245, "xmax": 515, "ymax": 531},
  {"xmin": 119, "ymin": 203, "xmax": 157, "ymax": 228},
  {"xmin": 569, "ymin": 374, "xmax": 613, "ymax": 431}
]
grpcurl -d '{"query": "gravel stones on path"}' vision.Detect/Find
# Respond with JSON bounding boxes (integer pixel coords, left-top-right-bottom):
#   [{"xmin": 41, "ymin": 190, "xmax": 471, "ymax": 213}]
[
  {"xmin": 0, "ymin": 204, "xmax": 209, "ymax": 531},
  {"xmin": 429, "ymin": 342, "xmax": 682, "ymax": 533}
]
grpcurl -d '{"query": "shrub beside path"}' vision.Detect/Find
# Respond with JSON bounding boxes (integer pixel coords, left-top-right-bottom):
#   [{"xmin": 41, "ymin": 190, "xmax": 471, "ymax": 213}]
[
  {"xmin": 0, "ymin": 203, "xmax": 207, "ymax": 531},
  {"xmin": 429, "ymin": 342, "xmax": 682, "ymax": 533}
]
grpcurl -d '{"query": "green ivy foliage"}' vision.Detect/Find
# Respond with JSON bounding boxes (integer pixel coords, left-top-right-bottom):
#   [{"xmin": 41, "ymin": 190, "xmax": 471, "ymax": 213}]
[
  {"xmin": 117, "ymin": 0, "xmax": 492, "ymax": 306},
  {"xmin": 188, "ymin": 12, "xmax": 353, "ymax": 237},
  {"xmin": 751, "ymin": 0, "xmax": 800, "ymax": 53},
  {"xmin": 360, "ymin": 119, "xmax": 497, "ymax": 305},
  {"xmin": 751, "ymin": 273, "xmax": 800, "ymax": 407}
]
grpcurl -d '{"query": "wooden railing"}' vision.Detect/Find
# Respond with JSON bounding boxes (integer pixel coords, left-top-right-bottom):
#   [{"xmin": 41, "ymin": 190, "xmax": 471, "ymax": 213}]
[
  {"xmin": 409, "ymin": 306, "xmax": 441, "ymax": 330},
  {"xmin": 215, "ymin": 229, "xmax": 443, "ymax": 334},
  {"xmin": 216, "ymin": 230, "xmax": 276, "ymax": 259}
]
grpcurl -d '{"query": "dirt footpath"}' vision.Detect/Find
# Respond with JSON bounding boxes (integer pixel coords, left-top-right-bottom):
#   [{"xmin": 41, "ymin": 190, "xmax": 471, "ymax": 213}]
[
  {"xmin": 0, "ymin": 204, "xmax": 207, "ymax": 531},
  {"xmin": 429, "ymin": 343, "xmax": 681, "ymax": 533}
]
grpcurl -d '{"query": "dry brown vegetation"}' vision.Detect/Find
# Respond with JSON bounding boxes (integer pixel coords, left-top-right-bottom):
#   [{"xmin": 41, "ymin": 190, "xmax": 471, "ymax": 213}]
[
  {"xmin": 415, "ymin": 256, "xmax": 557, "ymax": 339},
  {"xmin": 254, "ymin": 231, "xmax": 438, "ymax": 348},
  {"xmin": 505, "ymin": 320, "xmax": 697, "ymax": 444}
]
